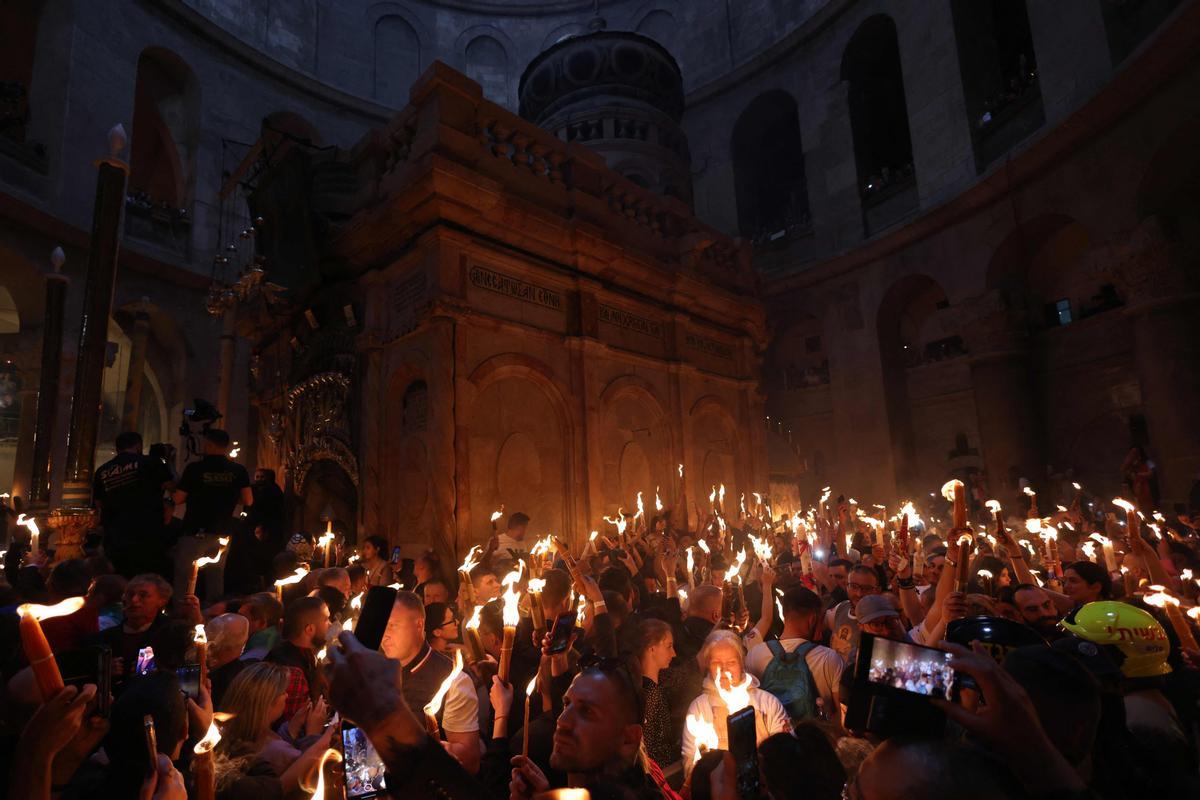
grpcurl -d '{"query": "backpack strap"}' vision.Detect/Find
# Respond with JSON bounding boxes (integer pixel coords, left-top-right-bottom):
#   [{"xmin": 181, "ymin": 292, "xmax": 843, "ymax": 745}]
[{"xmin": 766, "ymin": 639, "xmax": 786, "ymax": 659}]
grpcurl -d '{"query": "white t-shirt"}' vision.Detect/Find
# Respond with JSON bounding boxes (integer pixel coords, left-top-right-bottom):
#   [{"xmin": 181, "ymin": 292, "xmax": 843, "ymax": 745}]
[
  {"xmin": 745, "ymin": 637, "xmax": 845, "ymax": 710},
  {"xmin": 495, "ymin": 532, "xmax": 528, "ymax": 560},
  {"xmin": 441, "ymin": 671, "xmax": 480, "ymax": 734}
]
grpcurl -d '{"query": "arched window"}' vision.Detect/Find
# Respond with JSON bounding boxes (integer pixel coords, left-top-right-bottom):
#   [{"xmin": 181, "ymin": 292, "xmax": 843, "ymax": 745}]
[
  {"xmin": 0, "ymin": 0, "xmax": 41, "ymax": 150},
  {"xmin": 373, "ymin": 15, "xmax": 421, "ymax": 107},
  {"xmin": 951, "ymin": 0, "xmax": 1043, "ymax": 170},
  {"xmin": 731, "ymin": 90, "xmax": 810, "ymax": 244},
  {"xmin": 841, "ymin": 16, "xmax": 916, "ymax": 224},
  {"xmin": 1099, "ymin": 0, "xmax": 1182, "ymax": 65},
  {"xmin": 465, "ymin": 36, "xmax": 508, "ymax": 105}
]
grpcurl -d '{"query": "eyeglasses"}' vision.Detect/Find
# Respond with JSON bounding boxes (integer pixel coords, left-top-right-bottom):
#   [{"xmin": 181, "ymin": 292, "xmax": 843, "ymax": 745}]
[
  {"xmin": 435, "ymin": 617, "xmax": 458, "ymax": 629},
  {"xmin": 579, "ymin": 653, "xmax": 645, "ymax": 721}
]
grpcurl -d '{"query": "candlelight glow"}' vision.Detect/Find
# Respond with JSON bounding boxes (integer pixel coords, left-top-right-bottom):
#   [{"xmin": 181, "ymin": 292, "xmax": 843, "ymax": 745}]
[
  {"xmin": 16, "ymin": 513, "xmax": 39, "ymax": 540},
  {"xmin": 500, "ymin": 568, "xmax": 522, "ymax": 627},
  {"xmin": 1023, "ymin": 486, "xmax": 1036, "ymax": 497},
  {"xmin": 195, "ymin": 537, "xmax": 231, "ymax": 569},
  {"xmin": 193, "ymin": 624, "xmax": 206, "ymax": 645},
  {"xmin": 940, "ymin": 479, "xmax": 963, "ymax": 503},
  {"xmin": 1072, "ymin": 482, "xmax": 1082, "ymax": 491},
  {"xmin": 686, "ymin": 714, "xmax": 719, "ymax": 763},
  {"xmin": 347, "ymin": 553, "xmax": 360, "ymax": 564},
  {"xmin": 678, "ymin": 463, "xmax": 684, "ymax": 478},
  {"xmin": 460, "ymin": 545, "xmax": 484, "ymax": 574},
  {"xmin": 465, "ymin": 604, "xmax": 483, "ymax": 632},
  {"xmin": 729, "ymin": 548, "xmax": 747, "ymax": 583},
  {"xmin": 900, "ymin": 501, "xmax": 920, "ymax": 528},
  {"xmin": 490, "ymin": 509, "xmax": 504, "ymax": 523},
  {"xmin": 977, "ymin": 569, "xmax": 993, "ymax": 581},
  {"xmin": 193, "ymin": 718, "xmax": 221, "ymax": 755},
  {"xmin": 1142, "ymin": 585, "xmax": 1179, "ymax": 608},
  {"xmin": 1189, "ymin": 607, "xmax": 1200, "ymax": 622},
  {"xmin": 635, "ymin": 492, "xmax": 646, "ymax": 524},
  {"xmin": 228, "ymin": 447, "xmax": 241, "ymax": 458},
  {"xmin": 775, "ymin": 596, "xmax": 784, "ymax": 620},
  {"xmin": 752, "ymin": 492, "xmax": 762, "ymax": 506},
  {"xmin": 310, "ymin": 748, "xmax": 342, "ymax": 800},
  {"xmin": 697, "ymin": 539, "xmax": 710, "ymax": 554},
  {"xmin": 17, "ymin": 597, "xmax": 85, "ymax": 621},
  {"xmin": 603, "ymin": 514, "xmax": 627, "ymax": 536},
  {"xmin": 739, "ymin": 493, "xmax": 747, "ymax": 517},
  {"xmin": 714, "ymin": 669, "xmax": 752, "ymax": 713},
  {"xmin": 1025, "ymin": 519, "xmax": 1042, "ymax": 534},
  {"xmin": 719, "ymin": 484, "xmax": 726, "ymax": 506},
  {"xmin": 424, "ymin": 649, "xmax": 465, "ymax": 719},
  {"xmin": 820, "ymin": 487, "xmax": 832, "ymax": 506},
  {"xmin": 655, "ymin": 487, "xmax": 663, "ymax": 512},
  {"xmin": 985, "ymin": 500, "xmax": 1001, "ymax": 513},
  {"xmin": 528, "ymin": 578, "xmax": 546, "ymax": 594},
  {"xmin": 686, "ymin": 547, "xmax": 695, "ymax": 576},
  {"xmin": 709, "ymin": 486, "xmax": 717, "ymax": 505},
  {"xmin": 1081, "ymin": 542, "xmax": 1097, "ymax": 560},
  {"xmin": 1182, "ymin": 568, "xmax": 1194, "ymax": 582},
  {"xmin": 525, "ymin": 675, "xmax": 538, "ymax": 697},
  {"xmin": 317, "ymin": 646, "xmax": 327, "ymax": 662},
  {"xmin": 589, "ymin": 531, "xmax": 598, "ymax": 542},
  {"xmin": 273, "ymin": 567, "xmax": 308, "ymax": 589},
  {"xmin": 1089, "ymin": 532, "xmax": 1110, "ymax": 545},
  {"xmin": 1112, "ymin": 498, "xmax": 1135, "ymax": 513}
]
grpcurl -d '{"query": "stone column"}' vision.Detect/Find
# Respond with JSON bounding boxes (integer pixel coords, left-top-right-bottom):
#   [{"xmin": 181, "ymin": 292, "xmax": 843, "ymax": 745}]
[
  {"xmin": 61, "ymin": 125, "xmax": 129, "ymax": 521},
  {"xmin": 119, "ymin": 305, "xmax": 151, "ymax": 432},
  {"xmin": 9, "ymin": 387, "xmax": 38, "ymax": 500},
  {"xmin": 1098, "ymin": 217, "xmax": 1200, "ymax": 503},
  {"xmin": 959, "ymin": 293, "xmax": 1043, "ymax": 504},
  {"xmin": 26, "ymin": 248, "xmax": 69, "ymax": 508}
]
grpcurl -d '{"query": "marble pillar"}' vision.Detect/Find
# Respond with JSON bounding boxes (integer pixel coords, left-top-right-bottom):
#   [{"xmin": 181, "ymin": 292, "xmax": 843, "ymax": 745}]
[
  {"xmin": 27, "ymin": 266, "xmax": 68, "ymax": 508},
  {"xmin": 9, "ymin": 387, "xmax": 38, "ymax": 500},
  {"xmin": 119, "ymin": 307, "xmax": 151, "ymax": 433}
]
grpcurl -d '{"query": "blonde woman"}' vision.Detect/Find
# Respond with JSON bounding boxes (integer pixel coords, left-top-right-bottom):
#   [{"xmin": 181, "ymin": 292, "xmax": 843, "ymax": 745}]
[
  {"xmin": 680, "ymin": 629, "xmax": 790, "ymax": 775},
  {"xmin": 215, "ymin": 662, "xmax": 335, "ymax": 796}
]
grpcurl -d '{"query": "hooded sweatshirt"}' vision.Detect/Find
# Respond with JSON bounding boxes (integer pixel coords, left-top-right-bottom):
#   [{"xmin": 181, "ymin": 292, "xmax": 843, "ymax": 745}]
[{"xmin": 680, "ymin": 673, "xmax": 790, "ymax": 775}]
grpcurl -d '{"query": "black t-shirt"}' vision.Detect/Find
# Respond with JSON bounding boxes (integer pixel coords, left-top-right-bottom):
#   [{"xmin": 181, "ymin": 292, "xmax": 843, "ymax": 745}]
[
  {"xmin": 178, "ymin": 455, "xmax": 250, "ymax": 534},
  {"xmin": 92, "ymin": 452, "xmax": 170, "ymax": 541}
]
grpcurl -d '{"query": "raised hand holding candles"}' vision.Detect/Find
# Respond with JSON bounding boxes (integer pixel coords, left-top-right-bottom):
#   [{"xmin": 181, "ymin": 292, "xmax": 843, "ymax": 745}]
[
  {"xmin": 1144, "ymin": 586, "xmax": 1199, "ymax": 651},
  {"xmin": 458, "ymin": 545, "xmax": 484, "ymax": 606},
  {"xmin": 16, "ymin": 513, "xmax": 39, "ymax": 558},
  {"xmin": 463, "ymin": 605, "xmax": 486, "ymax": 663},
  {"xmin": 17, "ymin": 597, "xmax": 85, "ymax": 700}
]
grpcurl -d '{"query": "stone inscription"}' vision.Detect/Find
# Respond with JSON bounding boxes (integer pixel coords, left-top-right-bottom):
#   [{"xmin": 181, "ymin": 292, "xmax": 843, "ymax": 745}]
[
  {"xmin": 469, "ymin": 265, "xmax": 562, "ymax": 311},
  {"xmin": 599, "ymin": 304, "xmax": 663, "ymax": 338},
  {"xmin": 685, "ymin": 333, "xmax": 734, "ymax": 360}
]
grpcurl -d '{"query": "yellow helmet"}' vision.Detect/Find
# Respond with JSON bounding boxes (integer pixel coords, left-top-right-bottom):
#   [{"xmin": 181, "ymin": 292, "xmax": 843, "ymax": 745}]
[{"xmin": 1059, "ymin": 601, "xmax": 1171, "ymax": 678}]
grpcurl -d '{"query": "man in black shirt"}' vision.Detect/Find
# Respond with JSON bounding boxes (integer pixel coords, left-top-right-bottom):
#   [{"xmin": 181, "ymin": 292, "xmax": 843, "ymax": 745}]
[
  {"xmin": 93, "ymin": 432, "xmax": 172, "ymax": 578},
  {"xmin": 173, "ymin": 429, "xmax": 251, "ymax": 600}
]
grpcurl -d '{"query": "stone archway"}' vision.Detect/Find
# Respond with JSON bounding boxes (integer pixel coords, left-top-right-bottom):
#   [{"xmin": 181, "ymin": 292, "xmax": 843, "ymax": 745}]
[{"xmin": 297, "ymin": 458, "xmax": 358, "ymax": 543}]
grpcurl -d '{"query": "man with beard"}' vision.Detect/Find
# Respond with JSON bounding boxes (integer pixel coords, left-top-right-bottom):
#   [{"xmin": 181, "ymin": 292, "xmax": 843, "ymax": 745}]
[
  {"xmin": 509, "ymin": 663, "xmax": 661, "ymax": 800},
  {"xmin": 1012, "ymin": 583, "xmax": 1064, "ymax": 640},
  {"xmin": 266, "ymin": 596, "xmax": 330, "ymax": 719}
]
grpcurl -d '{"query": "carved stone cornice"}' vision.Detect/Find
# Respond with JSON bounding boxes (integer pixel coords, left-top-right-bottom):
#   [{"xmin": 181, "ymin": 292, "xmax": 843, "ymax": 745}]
[{"xmin": 1086, "ymin": 215, "xmax": 1200, "ymax": 314}]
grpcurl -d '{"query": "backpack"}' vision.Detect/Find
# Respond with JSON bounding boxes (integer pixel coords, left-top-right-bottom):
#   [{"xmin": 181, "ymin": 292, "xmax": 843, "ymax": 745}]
[{"xmin": 760, "ymin": 639, "xmax": 819, "ymax": 721}]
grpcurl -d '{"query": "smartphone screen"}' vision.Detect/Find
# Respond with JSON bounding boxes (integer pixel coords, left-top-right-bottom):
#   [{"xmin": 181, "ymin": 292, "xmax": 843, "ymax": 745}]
[
  {"xmin": 135, "ymin": 647, "xmax": 156, "ymax": 676},
  {"xmin": 389, "ymin": 546, "xmax": 402, "ymax": 564},
  {"xmin": 864, "ymin": 635, "xmax": 954, "ymax": 700},
  {"xmin": 727, "ymin": 706, "xmax": 760, "ymax": 798},
  {"xmin": 341, "ymin": 722, "xmax": 387, "ymax": 798},
  {"xmin": 176, "ymin": 665, "xmax": 201, "ymax": 699},
  {"xmin": 546, "ymin": 611, "xmax": 578, "ymax": 654}
]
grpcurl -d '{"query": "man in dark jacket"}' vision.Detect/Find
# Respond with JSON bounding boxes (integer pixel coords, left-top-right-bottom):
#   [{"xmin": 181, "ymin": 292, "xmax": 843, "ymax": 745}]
[{"xmin": 93, "ymin": 432, "xmax": 172, "ymax": 578}]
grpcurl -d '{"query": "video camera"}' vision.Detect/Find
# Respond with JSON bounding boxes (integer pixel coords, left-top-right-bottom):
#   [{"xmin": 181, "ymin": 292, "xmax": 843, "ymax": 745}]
[{"xmin": 179, "ymin": 398, "xmax": 222, "ymax": 460}]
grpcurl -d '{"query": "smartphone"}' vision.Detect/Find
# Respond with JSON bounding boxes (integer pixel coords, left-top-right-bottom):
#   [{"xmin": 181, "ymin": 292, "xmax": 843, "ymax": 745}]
[
  {"xmin": 389, "ymin": 546, "xmax": 402, "ymax": 564},
  {"xmin": 862, "ymin": 635, "xmax": 954, "ymax": 700},
  {"xmin": 353, "ymin": 585, "xmax": 399, "ymax": 652},
  {"xmin": 340, "ymin": 721, "xmax": 387, "ymax": 798},
  {"xmin": 727, "ymin": 706, "xmax": 760, "ymax": 798},
  {"xmin": 176, "ymin": 665, "xmax": 201, "ymax": 699},
  {"xmin": 546, "ymin": 610, "xmax": 578, "ymax": 655},
  {"xmin": 135, "ymin": 646, "xmax": 156, "ymax": 676},
  {"xmin": 56, "ymin": 645, "xmax": 112, "ymax": 717}
]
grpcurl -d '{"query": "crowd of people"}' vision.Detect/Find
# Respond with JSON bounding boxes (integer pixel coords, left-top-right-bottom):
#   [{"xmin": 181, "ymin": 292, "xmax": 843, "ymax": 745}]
[{"xmin": 1, "ymin": 427, "xmax": 1199, "ymax": 799}]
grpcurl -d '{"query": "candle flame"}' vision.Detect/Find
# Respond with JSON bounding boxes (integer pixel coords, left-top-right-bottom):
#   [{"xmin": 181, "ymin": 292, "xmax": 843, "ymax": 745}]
[
  {"xmin": 940, "ymin": 479, "xmax": 963, "ymax": 503},
  {"xmin": 739, "ymin": 493, "xmax": 747, "ymax": 517},
  {"xmin": 655, "ymin": 487, "xmax": 663, "ymax": 512},
  {"xmin": 17, "ymin": 597, "xmax": 85, "ymax": 621},
  {"xmin": 193, "ymin": 624, "xmax": 206, "ymax": 645},
  {"xmin": 1081, "ymin": 542, "xmax": 1097, "ymax": 560},
  {"xmin": 1112, "ymin": 498, "xmax": 1135, "ymax": 513},
  {"xmin": 956, "ymin": 532, "xmax": 973, "ymax": 546},
  {"xmin": 347, "ymin": 553, "xmax": 360, "ymax": 564},
  {"xmin": 1182, "ymin": 568, "xmax": 1194, "ymax": 581},
  {"xmin": 528, "ymin": 578, "xmax": 546, "ymax": 594},
  {"xmin": 228, "ymin": 447, "xmax": 240, "ymax": 458},
  {"xmin": 1040, "ymin": 528, "xmax": 1058, "ymax": 542},
  {"xmin": 525, "ymin": 675, "xmax": 538, "ymax": 697},
  {"xmin": 1072, "ymin": 482, "xmax": 1082, "ymax": 491},
  {"xmin": 309, "ymin": 747, "xmax": 342, "ymax": 800},
  {"xmin": 678, "ymin": 463, "xmax": 684, "ymax": 478},
  {"xmin": 1023, "ymin": 486, "xmax": 1036, "ymax": 497},
  {"xmin": 900, "ymin": 501, "xmax": 920, "ymax": 528},
  {"xmin": 775, "ymin": 596, "xmax": 784, "ymax": 620},
  {"xmin": 193, "ymin": 718, "xmax": 221, "ymax": 754},
  {"xmin": 977, "ymin": 569, "xmax": 993, "ymax": 581},
  {"xmin": 490, "ymin": 509, "xmax": 503, "ymax": 523},
  {"xmin": 1189, "ymin": 607, "xmax": 1200, "ymax": 622},
  {"xmin": 465, "ymin": 604, "xmax": 483, "ymax": 631},
  {"xmin": 635, "ymin": 493, "xmax": 645, "ymax": 523},
  {"xmin": 603, "ymin": 514, "xmax": 627, "ymax": 536},
  {"xmin": 985, "ymin": 500, "xmax": 1001, "ymax": 513},
  {"xmin": 1142, "ymin": 586, "xmax": 1179, "ymax": 608},
  {"xmin": 273, "ymin": 567, "xmax": 309, "ymax": 588},
  {"xmin": 589, "ymin": 531, "xmax": 598, "ymax": 542},
  {"xmin": 1090, "ymin": 532, "xmax": 1110, "ymax": 545},
  {"xmin": 697, "ymin": 539, "xmax": 710, "ymax": 554},
  {"xmin": 714, "ymin": 669, "xmax": 752, "ymax": 713},
  {"xmin": 709, "ymin": 486, "xmax": 717, "ymax": 504},
  {"xmin": 729, "ymin": 548, "xmax": 747, "ymax": 583},
  {"xmin": 719, "ymin": 484, "xmax": 726, "ymax": 505},
  {"xmin": 686, "ymin": 714, "xmax": 719, "ymax": 762},
  {"xmin": 500, "ymin": 568, "xmax": 522, "ymax": 627},
  {"xmin": 424, "ymin": 649, "xmax": 465, "ymax": 719},
  {"xmin": 459, "ymin": 545, "xmax": 484, "ymax": 575},
  {"xmin": 1025, "ymin": 519, "xmax": 1041, "ymax": 534},
  {"xmin": 16, "ymin": 513, "xmax": 39, "ymax": 539},
  {"xmin": 686, "ymin": 547, "xmax": 695, "ymax": 575}
]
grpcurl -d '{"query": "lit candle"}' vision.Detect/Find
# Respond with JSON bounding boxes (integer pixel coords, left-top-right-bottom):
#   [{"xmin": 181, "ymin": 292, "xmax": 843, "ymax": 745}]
[
  {"xmin": 1113, "ymin": 498, "xmax": 1139, "ymax": 554},
  {"xmin": 1040, "ymin": 528, "xmax": 1062, "ymax": 578},
  {"xmin": 273, "ymin": 566, "xmax": 309, "ymax": 603},
  {"xmin": 193, "ymin": 719, "xmax": 221, "ymax": 800},
  {"xmin": 16, "ymin": 513, "xmax": 39, "ymax": 558},
  {"xmin": 458, "ymin": 545, "xmax": 483, "ymax": 606},
  {"xmin": 319, "ymin": 522, "xmax": 335, "ymax": 569},
  {"xmin": 941, "ymin": 480, "xmax": 966, "ymax": 530},
  {"xmin": 522, "ymin": 674, "xmax": 537, "ymax": 757},
  {"xmin": 528, "ymin": 578, "xmax": 547, "ymax": 634},
  {"xmin": 1144, "ymin": 586, "xmax": 1199, "ymax": 651},
  {"xmin": 424, "ymin": 649, "xmax": 465, "ymax": 736},
  {"xmin": 17, "ymin": 597, "xmax": 86, "ymax": 700},
  {"xmin": 1023, "ymin": 486, "xmax": 1039, "ymax": 519},
  {"xmin": 188, "ymin": 537, "xmax": 230, "ymax": 596},
  {"xmin": 498, "ymin": 567, "xmax": 521, "ymax": 684},
  {"xmin": 194, "ymin": 624, "xmax": 208, "ymax": 689},
  {"xmin": 463, "ymin": 605, "xmax": 486, "ymax": 663},
  {"xmin": 954, "ymin": 532, "xmax": 973, "ymax": 593},
  {"xmin": 491, "ymin": 506, "xmax": 504, "ymax": 532}
]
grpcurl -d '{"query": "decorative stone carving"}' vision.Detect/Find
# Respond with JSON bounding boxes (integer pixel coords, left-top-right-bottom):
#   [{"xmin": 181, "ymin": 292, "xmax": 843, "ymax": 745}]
[
  {"xmin": 952, "ymin": 290, "xmax": 1030, "ymax": 358},
  {"xmin": 285, "ymin": 370, "xmax": 358, "ymax": 490},
  {"xmin": 1085, "ymin": 215, "xmax": 1198, "ymax": 309}
]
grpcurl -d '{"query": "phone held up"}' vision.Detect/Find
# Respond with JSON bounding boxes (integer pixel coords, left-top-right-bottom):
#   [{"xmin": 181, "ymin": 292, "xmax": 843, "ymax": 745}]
[
  {"xmin": 339, "ymin": 720, "xmax": 388, "ymax": 799},
  {"xmin": 844, "ymin": 633, "xmax": 955, "ymax": 738},
  {"xmin": 545, "ymin": 611, "xmax": 578, "ymax": 655}
]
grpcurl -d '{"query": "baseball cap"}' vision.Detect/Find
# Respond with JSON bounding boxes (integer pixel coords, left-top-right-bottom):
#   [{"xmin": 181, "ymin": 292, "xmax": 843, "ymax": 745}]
[{"xmin": 856, "ymin": 594, "xmax": 899, "ymax": 624}]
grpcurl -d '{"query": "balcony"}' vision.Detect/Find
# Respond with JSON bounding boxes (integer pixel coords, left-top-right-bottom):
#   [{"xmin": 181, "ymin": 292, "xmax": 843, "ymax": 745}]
[
  {"xmin": 0, "ymin": 81, "xmax": 47, "ymax": 173},
  {"xmin": 861, "ymin": 163, "xmax": 917, "ymax": 236},
  {"xmin": 124, "ymin": 191, "xmax": 193, "ymax": 259}
]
